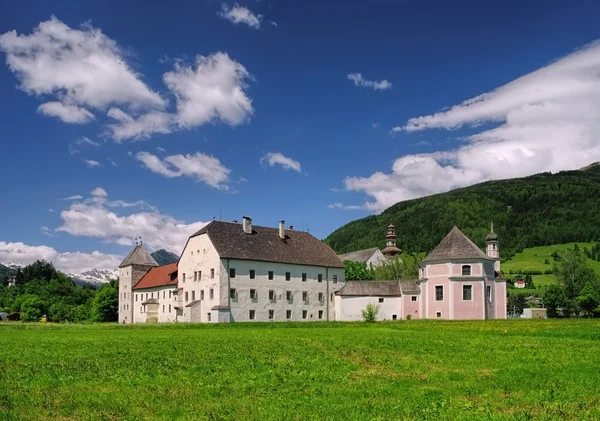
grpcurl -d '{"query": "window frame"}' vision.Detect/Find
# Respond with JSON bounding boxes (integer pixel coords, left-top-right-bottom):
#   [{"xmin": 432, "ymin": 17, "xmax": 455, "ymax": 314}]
[
  {"xmin": 302, "ymin": 273, "xmax": 307, "ymax": 282},
  {"xmin": 461, "ymin": 265, "xmax": 472, "ymax": 276},
  {"xmin": 462, "ymin": 284, "xmax": 473, "ymax": 301},
  {"xmin": 249, "ymin": 269, "xmax": 255, "ymax": 279},
  {"xmin": 411, "ymin": 296, "xmax": 417, "ymax": 302},
  {"xmin": 378, "ymin": 297, "xmax": 384, "ymax": 303},
  {"xmin": 268, "ymin": 310, "xmax": 274, "ymax": 320},
  {"xmin": 269, "ymin": 290, "xmax": 276, "ymax": 301},
  {"xmin": 230, "ymin": 268, "xmax": 236, "ymax": 278},
  {"xmin": 318, "ymin": 274, "xmax": 323, "ymax": 283},
  {"xmin": 285, "ymin": 272, "xmax": 291, "ymax": 281},
  {"xmin": 268, "ymin": 271, "xmax": 274, "ymax": 280},
  {"xmin": 249, "ymin": 310, "xmax": 256, "ymax": 320},
  {"xmin": 435, "ymin": 285, "xmax": 444, "ymax": 302}
]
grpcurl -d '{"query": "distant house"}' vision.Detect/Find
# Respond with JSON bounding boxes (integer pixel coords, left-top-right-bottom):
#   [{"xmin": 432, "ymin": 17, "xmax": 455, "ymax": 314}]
[
  {"xmin": 7, "ymin": 312, "xmax": 20, "ymax": 321},
  {"xmin": 7, "ymin": 277, "xmax": 16, "ymax": 287},
  {"xmin": 514, "ymin": 279, "xmax": 526, "ymax": 289},
  {"xmin": 338, "ymin": 248, "xmax": 386, "ymax": 269},
  {"xmin": 0, "ymin": 312, "xmax": 7, "ymax": 321}
]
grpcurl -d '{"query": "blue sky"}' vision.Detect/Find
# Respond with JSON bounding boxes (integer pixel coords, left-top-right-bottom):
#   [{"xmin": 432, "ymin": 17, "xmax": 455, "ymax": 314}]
[{"xmin": 1, "ymin": 0, "xmax": 600, "ymax": 272}]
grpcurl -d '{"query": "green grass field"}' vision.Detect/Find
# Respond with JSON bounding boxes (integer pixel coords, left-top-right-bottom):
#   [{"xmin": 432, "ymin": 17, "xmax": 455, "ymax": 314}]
[
  {"xmin": 503, "ymin": 242, "xmax": 600, "ymax": 293},
  {"xmin": 1, "ymin": 321, "xmax": 600, "ymax": 421}
]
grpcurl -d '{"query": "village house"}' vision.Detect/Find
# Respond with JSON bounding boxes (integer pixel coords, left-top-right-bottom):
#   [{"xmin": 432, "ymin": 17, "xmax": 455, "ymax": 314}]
[
  {"xmin": 119, "ymin": 217, "xmax": 345, "ymax": 324},
  {"xmin": 335, "ymin": 224, "xmax": 507, "ymax": 321},
  {"xmin": 338, "ymin": 223, "xmax": 402, "ymax": 268}
]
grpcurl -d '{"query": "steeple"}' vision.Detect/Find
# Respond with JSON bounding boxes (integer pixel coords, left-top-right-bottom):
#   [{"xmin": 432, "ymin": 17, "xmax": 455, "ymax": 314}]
[
  {"xmin": 486, "ymin": 222, "xmax": 500, "ymax": 271},
  {"xmin": 382, "ymin": 221, "xmax": 402, "ymax": 257}
]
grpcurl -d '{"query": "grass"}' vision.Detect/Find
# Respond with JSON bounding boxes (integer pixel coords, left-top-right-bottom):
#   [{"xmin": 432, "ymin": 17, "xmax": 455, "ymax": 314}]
[
  {"xmin": 503, "ymin": 242, "xmax": 600, "ymax": 293},
  {"xmin": 1, "ymin": 321, "xmax": 600, "ymax": 420}
]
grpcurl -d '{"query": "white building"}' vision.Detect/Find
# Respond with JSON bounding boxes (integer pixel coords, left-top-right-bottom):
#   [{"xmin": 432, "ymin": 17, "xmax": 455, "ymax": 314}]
[
  {"xmin": 119, "ymin": 217, "xmax": 346, "ymax": 323},
  {"xmin": 338, "ymin": 248, "xmax": 386, "ymax": 269}
]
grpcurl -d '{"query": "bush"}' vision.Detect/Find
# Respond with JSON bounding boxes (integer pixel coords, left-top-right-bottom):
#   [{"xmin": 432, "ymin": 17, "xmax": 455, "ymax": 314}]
[
  {"xmin": 361, "ymin": 304, "xmax": 379, "ymax": 322},
  {"xmin": 544, "ymin": 259, "xmax": 550, "ymax": 265},
  {"xmin": 406, "ymin": 314, "xmax": 412, "ymax": 320},
  {"xmin": 21, "ymin": 295, "xmax": 45, "ymax": 322}
]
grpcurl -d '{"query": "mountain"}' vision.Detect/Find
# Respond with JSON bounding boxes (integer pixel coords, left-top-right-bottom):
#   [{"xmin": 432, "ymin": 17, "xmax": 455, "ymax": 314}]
[
  {"xmin": 151, "ymin": 249, "xmax": 179, "ymax": 266},
  {"xmin": 0, "ymin": 263, "xmax": 16, "ymax": 279},
  {"xmin": 68, "ymin": 268, "xmax": 119, "ymax": 287},
  {"xmin": 325, "ymin": 167, "xmax": 600, "ymax": 260}
]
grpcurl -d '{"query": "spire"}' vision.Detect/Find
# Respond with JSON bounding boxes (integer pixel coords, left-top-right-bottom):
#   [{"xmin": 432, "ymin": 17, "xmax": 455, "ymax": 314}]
[
  {"xmin": 486, "ymin": 221, "xmax": 499, "ymax": 241},
  {"xmin": 382, "ymin": 220, "xmax": 401, "ymax": 257}
]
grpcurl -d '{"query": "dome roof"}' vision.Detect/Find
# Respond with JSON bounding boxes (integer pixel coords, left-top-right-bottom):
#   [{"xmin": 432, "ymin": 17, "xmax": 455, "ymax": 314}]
[{"xmin": 486, "ymin": 222, "xmax": 499, "ymax": 241}]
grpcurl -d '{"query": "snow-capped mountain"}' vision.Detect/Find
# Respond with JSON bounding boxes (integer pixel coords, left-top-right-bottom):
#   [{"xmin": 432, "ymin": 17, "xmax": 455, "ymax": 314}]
[
  {"xmin": 4, "ymin": 262, "xmax": 24, "ymax": 270},
  {"xmin": 68, "ymin": 268, "xmax": 119, "ymax": 286}
]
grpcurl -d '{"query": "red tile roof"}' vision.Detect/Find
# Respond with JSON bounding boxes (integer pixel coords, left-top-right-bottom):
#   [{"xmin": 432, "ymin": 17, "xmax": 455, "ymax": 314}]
[{"xmin": 133, "ymin": 263, "xmax": 178, "ymax": 290}]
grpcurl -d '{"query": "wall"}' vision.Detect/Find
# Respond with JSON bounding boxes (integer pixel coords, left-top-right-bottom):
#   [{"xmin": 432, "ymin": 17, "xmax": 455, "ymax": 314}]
[
  {"xmin": 227, "ymin": 259, "xmax": 345, "ymax": 322},
  {"xmin": 402, "ymin": 294, "xmax": 420, "ymax": 319},
  {"xmin": 495, "ymin": 281, "xmax": 507, "ymax": 319},
  {"xmin": 336, "ymin": 296, "xmax": 402, "ymax": 321},
  {"xmin": 133, "ymin": 286, "xmax": 178, "ymax": 323},
  {"xmin": 451, "ymin": 280, "xmax": 485, "ymax": 320},
  {"xmin": 118, "ymin": 264, "xmax": 153, "ymax": 324},
  {"xmin": 422, "ymin": 263, "xmax": 451, "ymax": 319}
]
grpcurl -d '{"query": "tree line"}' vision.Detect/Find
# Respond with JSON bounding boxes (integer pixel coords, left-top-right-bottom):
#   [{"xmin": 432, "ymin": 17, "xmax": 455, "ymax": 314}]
[{"xmin": 0, "ymin": 260, "xmax": 118, "ymax": 322}]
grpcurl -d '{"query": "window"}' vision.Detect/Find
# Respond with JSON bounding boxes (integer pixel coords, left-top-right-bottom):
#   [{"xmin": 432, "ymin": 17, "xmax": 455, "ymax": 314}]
[
  {"xmin": 198, "ymin": 271, "xmax": 202, "ymax": 280},
  {"xmin": 163, "ymin": 305, "xmax": 165, "ymax": 312},
  {"xmin": 182, "ymin": 273, "xmax": 186, "ymax": 283},
  {"xmin": 200, "ymin": 290, "xmax": 205, "ymax": 300},
  {"xmin": 249, "ymin": 310, "xmax": 255, "ymax": 320},
  {"xmin": 302, "ymin": 291, "xmax": 308, "ymax": 303},
  {"xmin": 436, "ymin": 312, "xmax": 442, "ymax": 318},
  {"xmin": 145, "ymin": 293, "xmax": 148, "ymax": 300},
  {"xmin": 487, "ymin": 285, "xmax": 492, "ymax": 302},
  {"xmin": 151, "ymin": 292, "xmax": 153, "ymax": 299},
  {"xmin": 140, "ymin": 306, "xmax": 142, "ymax": 313},
  {"xmin": 269, "ymin": 290, "xmax": 276, "ymax": 301},
  {"xmin": 230, "ymin": 289, "xmax": 236, "ymax": 299},
  {"xmin": 331, "ymin": 293, "xmax": 334, "ymax": 302},
  {"xmin": 411, "ymin": 296, "xmax": 417, "ymax": 302},
  {"xmin": 318, "ymin": 274, "xmax": 323, "ymax": 282},
  {"xmin": 250, "ymin": 289, "xmax": 257, "ymax": 300},
  {"xmin": 333, "ymin": 275, "xmax": 338, "ymax": 284},
  {"xmin": 211, "ymin": 269, "xmax": 214, "ymax": 279},
  {"xmin": 302, "ymin": 310, "xmax": 308, "ymax": 319},
  {"xmin": 192, "ymin": 291, "xmax": 196, "ymax": 301},
  {"xmin": 169, "ymin": 305, "xmax": 171, "ymax": 313},
  {"xmin": 286, "ymin": 310, "xmax": 292, "ymax": 320},
  {"xmin": 302, "ymin": 273, "xmax": 307, "ymax": 282},
  {"xmin": 207, "ymin": 313, "xmax": 211, "ymax": 322},
  {"xmin": 135, "ymin": 294, "xmax": 138, "ymax": 302},
  {"xmin": 230, "ymin": 268, "xmax": 236, "ymax": 278},
  {"xmin": 250, "ymin": 270, "xmax": 255, "ymax": 279},
  {"xmin": 462, "ymin": 285, "xmax": 472, "ymax": 301},
  {"xmin": 318, "ymin": 310, "xmax": 323, "ymax": 320},
  {"xmin": 462, "ymin": 265, "xmax": 471, "ymax": 276},
  {"xmin": 435, "ymin": 286, "xmax": 444, "ymax": 301},
  {"xmin": 286, "ymin": 291, "xmax": 292, "ymax": 302},
  {"xmin": 379, "ymin": 298, "xmax": 384, "ymax": 303},
  {"xmin": 194, "ymin": 271, "xmax": 197, "ymax": 281},
  {"xmin": 209, "ymin": 288, "xmax": 214, "ymax": 299},
  {"xmin": 169, "ymin": 290, "xmax": 172, "ymax": 299},
  {"xmin": 392, "ymin": 314, "xmax": 397, "ymax": 320},
  {"xmin": 318, "ymin": 292, "xmax": 324, "ymax": 302},
  {"xmin": 269, "ymin": 310, "xmax": 274, "ymax": 320},
  {"xmin": 285, "ymin": 272, "xmax": 291, "ymax": 281},
  {"xmin": 268, "ymin": 271, "xmax": 274, "ymax": 280},
  {"xmin": 163, "ymin": 291, "xmax": 165, "ymax": 299},
  {"xmin": 185, "ymin": 292, "xmax": 189, "ymax": 302}
]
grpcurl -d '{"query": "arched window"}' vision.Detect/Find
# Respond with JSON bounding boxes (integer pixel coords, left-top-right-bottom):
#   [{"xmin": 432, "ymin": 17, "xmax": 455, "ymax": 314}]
[{"xmin": 462, "ymin": 265, "xmax": 471, "ymax": 276}]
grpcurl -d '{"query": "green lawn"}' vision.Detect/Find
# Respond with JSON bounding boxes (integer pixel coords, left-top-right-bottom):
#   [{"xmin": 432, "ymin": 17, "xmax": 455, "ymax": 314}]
[{"xmin": 1, "ymin": 321, "xmax": 600, "ymax": 420}]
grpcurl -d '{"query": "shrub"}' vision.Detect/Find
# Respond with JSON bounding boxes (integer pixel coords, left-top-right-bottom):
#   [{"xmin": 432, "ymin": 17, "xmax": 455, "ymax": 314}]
[
  {"xmin": 361, "ymin": 304, "xmax": 379, "ymax": 322},
  {"xmin": 406, "ymin": 314, "xmax": 412, "ymax": 320}
]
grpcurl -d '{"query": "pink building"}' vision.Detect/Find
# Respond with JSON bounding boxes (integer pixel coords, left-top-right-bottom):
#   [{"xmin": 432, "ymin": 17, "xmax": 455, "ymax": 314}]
[{"xmin": 335, "ymin": 224, "xmax": 507, "ymax": 321}]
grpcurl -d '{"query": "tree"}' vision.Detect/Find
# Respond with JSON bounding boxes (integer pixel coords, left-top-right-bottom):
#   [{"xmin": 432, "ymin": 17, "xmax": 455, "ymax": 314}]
[
  {"xmin": 544, "ymin": 285, "xmax": 567, "ymax": 318},
  {"xmin": 361, "ymin": 304, "xmax": 379, "ymax": 322},
  {"xmin": 374, "ymin": 252, "xmax": 423, "ymax": 280},
  {"xmin": 90, "ymin": 284, "xmax": 118, "ymax": 322},
  {"xmin": 578, "ymin": 282, "xmax": 599, "ymax": 317},
  {"xmin": 507, "ymin": 293, "xmax": 527, "ymax": 316},
  {"xmin": 344, "ymin": 261, "xmax": 375, "ymax": 281},
  {"xmin": 21, "ymin": 295, "xmax": 45, "ymax": 322},
  {"xmin": 553, "ymin": 249, "xmax": 599, "ymax": 299},
  {"xmin": 48, "ymin": 302, "xmax": 76, "ymax": 322}
]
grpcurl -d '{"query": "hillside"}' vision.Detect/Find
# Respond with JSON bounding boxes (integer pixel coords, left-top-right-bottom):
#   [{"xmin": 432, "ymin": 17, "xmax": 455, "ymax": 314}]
[
  {"xmin": 326, "ymin": 167, "xmax": 600, "ymax": 258},
  {"xmin": 0, "ymin": 263, "xmax": 16, "ymax": 280},
  {"xmin": 151, "ymin": 249, "xmax": 179, "ymax": 266}
]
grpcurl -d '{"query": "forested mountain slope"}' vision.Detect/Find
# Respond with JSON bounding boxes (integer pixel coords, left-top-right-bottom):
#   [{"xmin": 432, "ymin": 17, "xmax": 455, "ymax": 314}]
[{"xmin": 326, "ymin": 166, "xmax": 600, "ymax": 260}]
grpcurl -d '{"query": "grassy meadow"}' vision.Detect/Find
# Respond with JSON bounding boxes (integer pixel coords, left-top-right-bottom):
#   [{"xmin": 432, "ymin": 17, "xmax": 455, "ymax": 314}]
[{"xmin": 1, "ymin": 320, "xmax": 600, "ymax": 420}]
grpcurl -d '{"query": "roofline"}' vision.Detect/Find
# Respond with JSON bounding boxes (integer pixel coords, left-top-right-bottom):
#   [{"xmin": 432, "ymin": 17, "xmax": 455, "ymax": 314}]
[
  {"xmin": 222, "ymin": 256, "xmax": 345, "ymax": 269},
  {"xmin": 133, "ymin": 283, "xmax": 178, "ymax": 291},
  {"xmin": 420, "ymin": 257, "xmax": 495, "ymax": 266}
]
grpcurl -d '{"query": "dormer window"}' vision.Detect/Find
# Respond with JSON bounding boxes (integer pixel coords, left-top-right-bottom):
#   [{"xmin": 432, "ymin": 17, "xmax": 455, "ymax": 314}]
[{"xmin": 461, "ymin": 265, "xmax": 471, "ymax": 276}]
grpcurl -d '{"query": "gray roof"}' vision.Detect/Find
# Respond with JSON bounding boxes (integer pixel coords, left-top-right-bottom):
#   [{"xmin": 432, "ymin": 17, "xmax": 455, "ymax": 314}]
[
  {"xmin": 422, "ymin": 226, "xmax": 492, "ymax": 263},
  {"xmin": 339, "ymin": 248, "xmax": 380, "ymax": 263},
  {"xmin": 399, "ymin": 280, "xmax": 421, "ymax": 294},
  {"xmin": 185, "ymin": 300, "xmax": 201, "ymax": 308},
  {"xmin": 141, "ymin": 298, "xmax": 159, "ymax": 305},
  {"xmin": 486, "ymin": 222, "xmax": 499, "ymax": 241},
  {"xmin": 119, "ymin": 245, "xmax": 159, "ymax": 268},
  {"xmin": 191, "ymin": 221, "xmax": 344, "ymax": 268},
  {"xmin": 212, "ymin": 305, "xmax": 231, "ymax": 310},
  {"xmin": 337, "ymin": 281, "xmax": 398, "ymax": 296}
]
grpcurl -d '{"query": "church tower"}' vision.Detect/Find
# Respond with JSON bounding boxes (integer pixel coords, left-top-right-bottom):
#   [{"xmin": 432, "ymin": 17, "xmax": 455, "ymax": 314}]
[
  {"xmin": 486, "ymin": 222, "xmax": 500, "ymax": 272},
  {"xmin": 382, "ymin": 222, "xmax": 402, "ymax": 258},
  {"xmin": 118, "ymin": 239, "xmax": 158, "ymax": 324}
]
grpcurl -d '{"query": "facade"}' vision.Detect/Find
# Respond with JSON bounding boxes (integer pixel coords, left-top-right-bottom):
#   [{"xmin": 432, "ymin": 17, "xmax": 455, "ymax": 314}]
[
  {"xmin": 338, "ymin": 247, "xmax": 386, "ymax": 269},
  {"xmin": 336, "ymin": 224, "xmax": 507, "ymax": 321},
  {"xmin": 119, "ymin": 217, "xmax": 346, "ymax": 324}
]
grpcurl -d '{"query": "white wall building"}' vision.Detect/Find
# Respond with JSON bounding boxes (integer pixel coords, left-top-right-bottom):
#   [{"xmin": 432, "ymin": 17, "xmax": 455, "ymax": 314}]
[{"xmin": 338, "ymin": 248, "xmax": 386, "ymax": 269}]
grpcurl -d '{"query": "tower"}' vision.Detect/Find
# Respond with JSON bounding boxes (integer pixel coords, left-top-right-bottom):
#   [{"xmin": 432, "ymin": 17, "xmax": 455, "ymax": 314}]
[
  {"xmin": 382, "ymin": 222, "xmax": 402, "ymax": 258},
  {"xmin": 118, "ymin": 238, "xmax": 158, "ymax": 324},
  {"xmin": 486, "ymin": 222, "xmax": 500, "ymax": 272}
]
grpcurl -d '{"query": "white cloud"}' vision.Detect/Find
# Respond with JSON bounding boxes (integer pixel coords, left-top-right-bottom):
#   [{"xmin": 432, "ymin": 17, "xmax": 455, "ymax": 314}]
[
  {"xmin": 0, "ymin": 17, "xmax": 165, "ymax": 124},
  {"xmin": 108, "ymin": 159, "xmax": 117, "ymax": 167},
  {"xmin": 48, "ymin": 208, "xmax": 56, "ymax": 212},
  {"xmin": 91, "ymin": 187, "xmax": 107, "ymax": 197},
  {"xmin": 327, "ymin": 203, "xmax": 363, "ymax": 210},
  {"xmin": 136, "ymin": 151, "xmax": 231, "ymax": 189},
  {"xmin": 107, "ymin": 107, "xmax": 173, "ymax": 142},
  {"xmin": 61, "ymin": 195, "xmax": 83, "ymax": 200},
  {"xmin": 218, "ymin": 4, "xmax": 262, "ymax": 28},
  {"xmin": 163, "ymin": 52, "xmax": 253, "ymax": 128},
  {"xmin": 40, "ymin": 226, "xmax": 57, "ymax": 238},
  {"xmin": 83, "ymin": 159, "xmax": 102, "ymax": 168},
  {"xmin": 156, "ymin": 146, "xmax": 167, "ymax": 154},
  {"xmin": 57, "ymin": 189, "xmax": 208, "ymax": 253},
  {"xmin": 38, "ymin": 101, "xmax": 94, "ymax": 123},
  {"xmin": 269, "ymin": 21, "xmax": 278, "ymax": 27},
  {"xmin": 260, "ymin": 152, "xmax": 301, "ymax": 172},
  {"xmin": 0, "ymin": 241, "xmax": 122, "ymax": 273},
  {"xmin": 77, "ymin": 136, "xmax": 100, "ymax": 147},
  {"xmin": 347, "ymin": 73, "xmax": 392, "ymax": 91},
  {"xmin": 347, "ymin": 41, "xmax": 600, "ymax": 212}
]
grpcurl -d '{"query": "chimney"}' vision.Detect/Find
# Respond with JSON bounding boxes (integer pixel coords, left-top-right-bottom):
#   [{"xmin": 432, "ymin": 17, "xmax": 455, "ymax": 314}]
[
  {"xmin": 289, "ymin": 225, "xmax": 294, "ymax": 231},
  {"xmin": 242, "ymin": 216, "xmax": 252, "ymax": 234},
  {"xmin": 279, "ymin": 220, "xmax": 285, "ymax": 240},
  {"xmin": 232, "ymin": 220, "xmax": 238, "ymax": 224}
]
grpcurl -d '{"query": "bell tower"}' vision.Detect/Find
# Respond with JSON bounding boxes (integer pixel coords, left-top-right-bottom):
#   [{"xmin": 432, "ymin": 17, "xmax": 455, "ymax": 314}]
[
  {"xmin": 486, "ymin": 222, "xmax": 500, "ymax": 272},
  {"xmin": 382, "ymin": 221, "xmax": 402, "ymax": 258}
]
